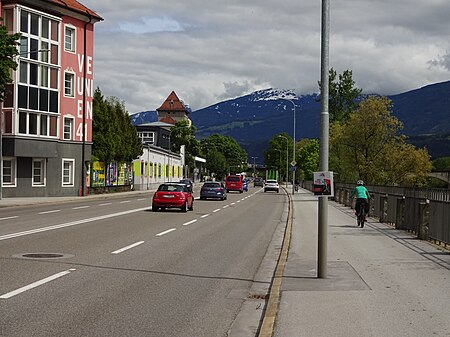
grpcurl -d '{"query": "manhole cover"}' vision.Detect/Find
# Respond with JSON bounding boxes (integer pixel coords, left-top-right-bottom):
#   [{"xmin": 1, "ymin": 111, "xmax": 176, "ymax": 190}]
[{"xmin": 14, "ymin": 253, "xmax": 74, "ymax": 259}]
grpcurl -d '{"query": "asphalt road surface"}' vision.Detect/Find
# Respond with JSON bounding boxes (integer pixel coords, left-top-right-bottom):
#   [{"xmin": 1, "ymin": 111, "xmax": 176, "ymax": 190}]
[{"xmin": 0, "ymin": 186, "xmax": 286, "ymax": 337}]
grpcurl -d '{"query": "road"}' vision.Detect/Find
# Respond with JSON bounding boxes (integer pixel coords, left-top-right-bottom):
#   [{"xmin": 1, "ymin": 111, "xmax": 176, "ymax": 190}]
[{"xmin": 0, "ymin": 186, "xmax": 286, "ymax": 337}]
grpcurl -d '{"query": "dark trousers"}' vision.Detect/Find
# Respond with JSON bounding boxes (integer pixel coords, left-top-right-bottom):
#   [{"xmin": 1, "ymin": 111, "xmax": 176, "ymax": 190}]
[{"xmin": 356, "ymin": 198, "xmax": 369, "ymax": 214}]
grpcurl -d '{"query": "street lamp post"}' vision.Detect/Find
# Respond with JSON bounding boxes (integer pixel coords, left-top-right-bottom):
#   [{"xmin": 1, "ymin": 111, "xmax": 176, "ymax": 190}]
[
  {"xmin": 251, "ymin": 156, "xmax": 258, "ymax": 177},
  {"xmin": 274, "ymin": 149, "xmax": 282, "ymax": 180},
  {"xmin": 277, "ymin": 135, "xmax": 289, "ymax": 188},
  {"xmin": 281, "ymin": 99, "xmax": 297, "ymax": 195}
]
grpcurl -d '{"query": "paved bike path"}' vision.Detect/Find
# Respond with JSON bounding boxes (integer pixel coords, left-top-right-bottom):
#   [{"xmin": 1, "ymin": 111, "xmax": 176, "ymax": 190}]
[{"xmin": 274, "ymin": 188, "xmax": 450, "ymax": 337}]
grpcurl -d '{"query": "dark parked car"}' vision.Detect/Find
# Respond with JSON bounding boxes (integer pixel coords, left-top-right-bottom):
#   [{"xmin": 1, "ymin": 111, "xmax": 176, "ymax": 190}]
[
  {"xmin": 179, "ymin": 179, "xmax": 193, "ymax": 192},
  {"xmin": 152, "ymin": 183, "xmax": 194, "ymax": 212},
  {"xmin": 254, "ymin": 177, "xmax": 264, "ymax": 187},
  {"xmin": 200, "ymin": 181, "xmax": 227, "ymax": 200}
]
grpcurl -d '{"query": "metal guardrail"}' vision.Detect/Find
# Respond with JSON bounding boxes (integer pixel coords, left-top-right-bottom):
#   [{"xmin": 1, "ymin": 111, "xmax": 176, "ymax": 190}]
[{"xmin": 302, "ymin": 181, "xmax": 450, "ymax": 247}]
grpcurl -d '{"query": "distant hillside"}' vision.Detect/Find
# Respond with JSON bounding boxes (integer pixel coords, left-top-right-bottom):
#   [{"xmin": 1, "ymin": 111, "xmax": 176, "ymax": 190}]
[
  {"xmin": 389, "ymin": 81, "xmax": 450, "ymax": 135},
  {"xmin": 132, "ymin": 81, "xmax": 450, "ymax": 160},
  {"xmin": 130, "ymin": 110, "xmax": 158, "ymax": 125}
]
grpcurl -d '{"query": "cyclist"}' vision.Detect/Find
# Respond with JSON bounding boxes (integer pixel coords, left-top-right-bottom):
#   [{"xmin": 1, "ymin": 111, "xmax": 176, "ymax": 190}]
[{"xmin": 350, "ymin": 180, "xmax": 370, "ymax": 224}]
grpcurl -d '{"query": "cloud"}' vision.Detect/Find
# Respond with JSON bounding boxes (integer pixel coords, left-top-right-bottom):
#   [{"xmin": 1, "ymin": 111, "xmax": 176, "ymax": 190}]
[{"xmin": 82, "ymin": 0, "xmax": 450, "ymax": 112}]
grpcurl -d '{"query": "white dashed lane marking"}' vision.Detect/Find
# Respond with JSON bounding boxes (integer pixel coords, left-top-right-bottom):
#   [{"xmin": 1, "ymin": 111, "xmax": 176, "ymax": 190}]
[
  {"xmin": 112, "ymin": 241, "xmax": 145, "ymax": 254},
  {"xmin": 38, "ymin": 210, "xmax": 61, "ymax": 215},
  {"xmin": 0, "ymin": 269, "xmax": 76, "ymax": 299},
  {"xmin": 156, "ymin": 228, "xmax": 176, "ymax": 236},
  {"xmin": 182, "ymin": 219, "xmax": 198, "ymax": 226}
]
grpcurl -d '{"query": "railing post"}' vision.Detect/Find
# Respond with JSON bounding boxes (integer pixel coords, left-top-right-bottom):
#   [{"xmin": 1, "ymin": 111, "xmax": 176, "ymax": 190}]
[
  {"xmin": 395, "ymin": 196, "xmax": 406, "ymax": 229},
  {"xmin": 380, "ymin": 195, "xmax": 388, "ymax": 223},
  {"xmin": 418, "ymin": 200, "xmax": 430, "ymax": 240}
]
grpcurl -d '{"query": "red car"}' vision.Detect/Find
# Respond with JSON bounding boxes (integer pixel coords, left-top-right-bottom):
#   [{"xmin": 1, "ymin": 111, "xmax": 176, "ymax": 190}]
[
  {"xmin": 225, "ymin": 175, "xmax": 243, "ymax": 193},
  {"xmin": 152, "ymin": 183, "xmax": 194, "ymax": 212}
]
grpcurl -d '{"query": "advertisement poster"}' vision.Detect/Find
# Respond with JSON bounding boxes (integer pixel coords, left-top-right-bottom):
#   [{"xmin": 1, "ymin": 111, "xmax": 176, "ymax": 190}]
[{"xmin": 313, "ymin": 171, "xmax": 334, "ymax": 196}]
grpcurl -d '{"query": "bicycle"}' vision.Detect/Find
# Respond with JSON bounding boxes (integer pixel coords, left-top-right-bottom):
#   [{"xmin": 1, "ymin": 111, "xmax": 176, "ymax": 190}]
[{"xmin": 356, "ymin": 200, "xmax": 367, "ymax": 228}]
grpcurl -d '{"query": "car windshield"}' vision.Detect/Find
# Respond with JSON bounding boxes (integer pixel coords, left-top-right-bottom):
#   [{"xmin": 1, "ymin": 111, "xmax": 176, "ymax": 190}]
[
  {"xmin": 158, "ymin": 184, "xmax": 185, "ymax": 192},
  {"xmin": 203, "ymin": 183, "xmax": 220, "ymax": 188}
]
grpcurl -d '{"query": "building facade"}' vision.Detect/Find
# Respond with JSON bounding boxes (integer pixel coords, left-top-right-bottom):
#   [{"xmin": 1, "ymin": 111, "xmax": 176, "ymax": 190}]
[
  {"xmin": 132, "ymin": 145, "xmax": 183, "ymax": 191},
  {"xmin": 0, "ymin": 0, "xmax": 102, "ymax": 196}
]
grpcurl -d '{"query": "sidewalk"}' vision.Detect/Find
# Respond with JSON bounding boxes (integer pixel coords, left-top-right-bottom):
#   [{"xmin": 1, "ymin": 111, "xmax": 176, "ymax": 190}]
[
  {"xmin": 0, "ymin": 189, "xmax": 155, "ymax": 208},
  {"xmin": 274, "ymin": 188, "xmax": 450, "ymax": 337}
]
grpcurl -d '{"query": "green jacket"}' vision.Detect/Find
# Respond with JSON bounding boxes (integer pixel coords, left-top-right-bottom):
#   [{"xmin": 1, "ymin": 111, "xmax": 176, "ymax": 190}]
[{"xmin": 351, "ymin": 185, "xmax": 370, "ymax": 199}]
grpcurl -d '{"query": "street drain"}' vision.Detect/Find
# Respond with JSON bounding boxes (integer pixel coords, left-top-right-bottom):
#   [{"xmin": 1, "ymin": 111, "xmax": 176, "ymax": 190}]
[
  {"xmin": 14, "ymin": 253, "xmax": 74, "ymax": 259},
  {"xmin": 248, "ymin": 294, "xmax": 269, "ymax": 300}
]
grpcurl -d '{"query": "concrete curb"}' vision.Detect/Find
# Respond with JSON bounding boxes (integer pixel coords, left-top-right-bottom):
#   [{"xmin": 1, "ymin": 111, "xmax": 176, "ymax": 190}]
[
  {"xmin": 227, "ymin": 188, "xmax": 292, "ymax": 337},
  {"xmin": 257, "ymin": 192, "xmax": 292, "ymax": 337}
]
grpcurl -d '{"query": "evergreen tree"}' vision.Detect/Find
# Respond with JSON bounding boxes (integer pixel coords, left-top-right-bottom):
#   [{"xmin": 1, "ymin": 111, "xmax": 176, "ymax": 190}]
[{"xmin": 92, "ymin": 88, "xmax": 142, "ymax": 163}]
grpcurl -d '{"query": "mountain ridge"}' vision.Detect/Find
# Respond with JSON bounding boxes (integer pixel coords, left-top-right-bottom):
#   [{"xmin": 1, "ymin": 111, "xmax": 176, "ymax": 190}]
[{"xmin": 131, "ymin": 80, "xmax": 450, "ymax": 160}]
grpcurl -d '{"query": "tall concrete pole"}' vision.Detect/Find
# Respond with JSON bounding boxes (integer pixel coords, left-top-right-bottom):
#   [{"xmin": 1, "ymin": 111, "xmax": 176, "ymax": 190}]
[{"xmin": 318, "ymin": 0, "xmax": 330, "ymax": 278}]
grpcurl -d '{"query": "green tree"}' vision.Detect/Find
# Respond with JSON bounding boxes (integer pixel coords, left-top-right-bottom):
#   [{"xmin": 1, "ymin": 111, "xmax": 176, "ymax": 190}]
[
  {"xmin": 297, "ymin": 139, "xmax": 319, "ymax": 180},
  {"xmin": 92, "ymin": 88, "xmax": 115, "ymax": 163},
  {"xmin": 432, "ymin": 157, "xmax": 450, "ymax": 170},
  {"xmin": 205, "ymin": 149, "xmax": 229, "ymax": 180},
  {"xmin": 318, "ymin": 68, "xmax": 362, "ymax": 123},
  {"xmin": 200, "ymin": 134, "xmax": 247, "ymax": 173},
  {"xmin": 170, "ymin": 120, "xmax": 201, "ymax": 171},
  {"xmin": 330, "ymin": 96, "xmax": 431, "ymax": 186},
  {"xmin": 0, "ymin": 20, "xmax": 20, "ymax": 101},
  {"xmin": 264, "ymin": 133, "xmax": 293, "ymax": 182},
  {"xmin": 92, "ymin": 88, "xmax": 142, "ymax": 163}
]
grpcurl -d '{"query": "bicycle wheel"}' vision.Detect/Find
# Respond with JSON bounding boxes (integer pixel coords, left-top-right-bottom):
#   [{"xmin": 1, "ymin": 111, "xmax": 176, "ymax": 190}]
[{"xmin": 357, "ymin": 210, "xmax": 364, "ymax": 227}]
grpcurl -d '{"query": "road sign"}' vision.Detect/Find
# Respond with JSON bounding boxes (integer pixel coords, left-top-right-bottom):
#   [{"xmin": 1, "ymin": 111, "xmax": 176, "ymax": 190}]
[{"xmin": 290, "ymin": 160, "xmax": 296, "ymax": 166}]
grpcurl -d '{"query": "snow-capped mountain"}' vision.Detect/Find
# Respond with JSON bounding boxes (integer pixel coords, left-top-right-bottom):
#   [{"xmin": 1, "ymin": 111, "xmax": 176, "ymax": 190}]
[{"xmin": 131, "ymin": 81, "xmax": 450, "ymax": 159}]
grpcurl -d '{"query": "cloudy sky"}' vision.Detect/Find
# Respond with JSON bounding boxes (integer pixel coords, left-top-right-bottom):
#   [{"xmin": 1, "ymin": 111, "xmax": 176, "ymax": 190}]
[{"xmin": 80, "ymin": 0, "xmax": 450, "ymax": 114}]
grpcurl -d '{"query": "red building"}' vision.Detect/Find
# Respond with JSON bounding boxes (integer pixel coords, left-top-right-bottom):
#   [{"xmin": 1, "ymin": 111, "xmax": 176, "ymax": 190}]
[{"xmin": 1, "ymin": 0, "xmax": 102, "ymax": 196}]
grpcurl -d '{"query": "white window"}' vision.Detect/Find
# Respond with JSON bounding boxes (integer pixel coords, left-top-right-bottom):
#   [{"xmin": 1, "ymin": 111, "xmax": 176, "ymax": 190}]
[
  {"xmin": 139, "ymin": 132, "xmax": 155, "ymax": 144},
  {"xmin": 32, "ymin": 159, "xmax": 46, "ymax": 186},
  {"xmin": 62, "ymin": 159, "xmax": 75, "ymax": 186},
  {"xmin": 64, "ymin": 26, "xmax": 75, "ymax": 52},
  {"xmin": 63, "ymin": 117, "xmax": 74, "ymax": 140},
  {"xmin": 2, "ymin": 157, "xmax": 16, "ymax": 186},
  {"xmin": 64, "ymin": 72, "xmax": 75, "ymax": 97}
]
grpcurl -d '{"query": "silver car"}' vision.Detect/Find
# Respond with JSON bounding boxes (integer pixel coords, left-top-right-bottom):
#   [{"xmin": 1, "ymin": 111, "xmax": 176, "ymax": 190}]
[{"xmin": 264, "ymin": 179, "xmax": 279, "ymax": 193}]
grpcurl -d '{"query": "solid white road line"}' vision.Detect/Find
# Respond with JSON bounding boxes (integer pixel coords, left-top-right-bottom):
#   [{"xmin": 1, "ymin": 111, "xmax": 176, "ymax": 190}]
[
  {"xmin": 0, "ymin": 216, "xmax": 19, "ymax": 221},
  {"xmin": 156, "ymin": 228, "xmax": 176, "ymax": 236},
  {"xmin": 0, "ymin": 207, "xmax": 151, "ymax": 241},
  {"xmin": 182, "ymin": 219, "xmax": 198, "ymax": 226},
  {"xmin": 0, "ymin": 269, "xmax": 76, "ymax": 299},
  {"xmin": 72, "ymin": 206, "xmax": 90, "ymax": 210},
  {"xmin": 111, "ymin": 241, "xmax": 145, "ymax": 254},
  {"xmin": 38, "ymin": 210, "xmax": 61, "ymax": 215}
]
